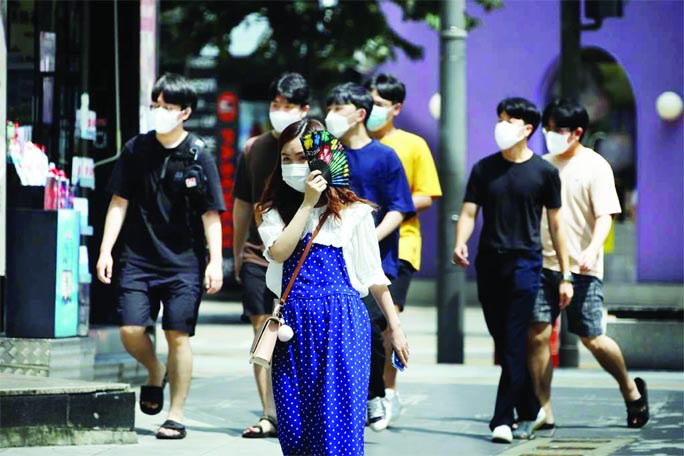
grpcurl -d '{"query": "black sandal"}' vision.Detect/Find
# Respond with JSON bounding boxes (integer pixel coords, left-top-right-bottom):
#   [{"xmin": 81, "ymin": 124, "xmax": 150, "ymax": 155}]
[
  {"xmin": 626, "ymin": 377, "xmax": 650, "ymax": 428},
  {"xmin": 156, "ymin": 419, "xmax": 186, "ymax": 440},
  {"xmin": 242, "ymin": 415, "xmax": 278, "ymax": 438},
  {"xmin": 140, "ymin": 368, "xmax": 168, "ymax": 415}
]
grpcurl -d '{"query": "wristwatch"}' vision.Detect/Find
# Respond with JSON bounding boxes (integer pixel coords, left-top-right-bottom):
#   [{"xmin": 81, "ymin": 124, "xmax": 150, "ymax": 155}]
[{"xmin": 561, "ymin": 273, "xmax": 574, "ymax": 283}]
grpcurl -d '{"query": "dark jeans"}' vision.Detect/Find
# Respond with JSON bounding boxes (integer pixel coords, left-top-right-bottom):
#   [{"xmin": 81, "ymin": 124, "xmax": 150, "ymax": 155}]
[
  {"xmin": 362, "ymin": 294, "xmax": 387, "ymax": 400},
  {"xmin": 476, "ymin": 250, "xmax": 542, "ymax": 430}
]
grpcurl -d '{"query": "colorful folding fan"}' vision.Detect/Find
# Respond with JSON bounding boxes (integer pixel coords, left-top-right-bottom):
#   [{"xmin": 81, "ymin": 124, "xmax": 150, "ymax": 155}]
[{"xmin": 300, "ymin": 130, "xmax": 350, "ymax": 187}]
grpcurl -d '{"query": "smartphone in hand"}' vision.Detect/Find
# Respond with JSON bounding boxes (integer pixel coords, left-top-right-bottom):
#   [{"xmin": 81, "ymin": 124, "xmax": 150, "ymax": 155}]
[{"xmin": 391, "ymin": 351, "xmax": 406, "ymax": 372}]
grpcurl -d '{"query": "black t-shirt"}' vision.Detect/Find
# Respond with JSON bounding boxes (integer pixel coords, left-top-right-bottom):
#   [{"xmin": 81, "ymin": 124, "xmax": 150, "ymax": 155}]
[
  {"xmin": 464, "ymin": 152, "xmax": 561, "ymax": 252},
  {"xmin": 108, "ymin": 131, "xmax": 226, "ymax": 272},
  {"xmin": 233, "ymin": 131, "xmax": 279, "ymax": 266}
]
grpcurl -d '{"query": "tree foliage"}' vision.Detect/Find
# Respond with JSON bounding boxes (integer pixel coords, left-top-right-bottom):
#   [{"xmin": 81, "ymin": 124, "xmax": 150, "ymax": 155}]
[{"xmin": 160, "ymin": 0, "xmax": 501, "ymax": 83}]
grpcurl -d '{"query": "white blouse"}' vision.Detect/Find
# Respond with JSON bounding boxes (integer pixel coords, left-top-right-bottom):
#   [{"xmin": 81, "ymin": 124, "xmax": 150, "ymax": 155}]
[{"xmin": 258, "ymin": 202, "xmax": 391, "ymax": 298}]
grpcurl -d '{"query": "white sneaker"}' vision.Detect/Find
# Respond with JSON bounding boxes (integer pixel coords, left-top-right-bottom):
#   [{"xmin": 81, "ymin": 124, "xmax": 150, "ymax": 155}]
[
  {"xmin": 532, "ymin": 408, "xmax": 547, "ymax": 432},
  {"xmin": 367, "ymin": 397, "xmax": 388, "ymax": 432},
  {"xmin": 383, "ymin": 388, "xmax": 403, "ymax": 426},
  {"xmin": 491, "ymin": 425, "xmax": 513, "ymax": 443}
]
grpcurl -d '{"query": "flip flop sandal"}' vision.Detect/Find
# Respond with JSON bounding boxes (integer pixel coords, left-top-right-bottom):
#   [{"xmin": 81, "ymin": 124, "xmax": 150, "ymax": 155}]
[
  {"xmin": 242, "ymin": 415, "xmax": 278, "ymax": 438},
  {"xmin": 626, "ymin": 377, "xmax": 650, "ymax": 428},
  {"xmin": 156, "ymin": 419, "xmax": 187, "ymax": 440},
  {"xmin": 140, "ymin": 368, "xmax": 168, "ymax": 415}
]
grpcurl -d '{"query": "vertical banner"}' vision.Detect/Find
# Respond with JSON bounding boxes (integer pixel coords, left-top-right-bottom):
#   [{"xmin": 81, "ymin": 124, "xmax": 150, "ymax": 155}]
[
  {"xmin": 0, "ymin": 6, "xmax": 7, "ymax": 276},
  {"xmin": 185, "ymin": 66, "xmax": 218, "ymax": 157},
  {"xmin": 139, "ymin": 0, "xmax": 157, "ymax": 133},
  {"xmin": 54, "ymin": 210, "xmax": 80, "ymax": 337},
  {"xmin": 217, "ymin": 91, "xmax": 238, "ymax": 257}
]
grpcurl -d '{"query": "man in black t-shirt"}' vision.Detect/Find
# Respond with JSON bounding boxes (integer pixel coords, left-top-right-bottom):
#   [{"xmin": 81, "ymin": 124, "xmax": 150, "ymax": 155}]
[
  {"xmin": 96, "ymin": 73, "xmax": 225, "ymax": 440},
  {"xmin": 452, "ymin": 97, "xmax": 573, "ymax": 444},
  {"xmin": 233, "ymin": 72, "xmax": 310, "ymax": 438}
]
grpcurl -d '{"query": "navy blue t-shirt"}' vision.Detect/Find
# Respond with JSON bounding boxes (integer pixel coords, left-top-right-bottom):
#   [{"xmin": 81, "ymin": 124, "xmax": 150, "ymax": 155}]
[{"xmin": 345, "ymin": 139, "xmax": 415, "ymax": 278}]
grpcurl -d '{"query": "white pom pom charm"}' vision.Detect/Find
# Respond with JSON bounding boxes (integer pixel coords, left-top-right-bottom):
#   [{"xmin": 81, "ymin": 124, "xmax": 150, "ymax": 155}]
[{"xmin": 278, "ymin": 324, "xmax": 294, "ymax": 342}]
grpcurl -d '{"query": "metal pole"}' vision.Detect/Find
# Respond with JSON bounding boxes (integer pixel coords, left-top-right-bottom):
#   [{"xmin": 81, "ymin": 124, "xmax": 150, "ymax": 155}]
[
  {"xmin": 437, "ymin": 0, "xmax": 466, "ymax": 364},
  {"xmin": 0, "ymin": 0, "xmax": 7, "ymax": 278},
  {"xmin": 558, "ymin": 0, "xmax": 581, "ymax": 367},
  {"xmin": 95, "ymin": 0, "xmax": 122, "ymax": 167}
]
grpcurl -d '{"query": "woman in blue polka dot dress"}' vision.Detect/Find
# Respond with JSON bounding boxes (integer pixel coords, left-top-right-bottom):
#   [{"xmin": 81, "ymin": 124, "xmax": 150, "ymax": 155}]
[{"xmin": 256, "ymin": 120, "xmax": 409, "ymax": 456}]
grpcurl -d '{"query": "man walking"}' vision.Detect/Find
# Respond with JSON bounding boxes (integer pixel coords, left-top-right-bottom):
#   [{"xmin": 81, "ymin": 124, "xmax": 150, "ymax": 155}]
[
  {"xmin": 452, "ymin": 97, "xmax": 573, "ymax": 443},
  {"xmin": 96, "ymin": 73, "xmax": 225, "ymax": 439},
  {"xmin": 233, "ymin": 72, "xmax": 310, "ymax": 438},
  {"xmin": 364, "ymin": 73, "xmax": 442, "ymax": 425},
  {"xmin": 527, "ymin": 98, "xmax": 649, "ymax": 431},
  {"xmin": 326, "ymin": 82, "xmax": 414, "ymax": 431}
]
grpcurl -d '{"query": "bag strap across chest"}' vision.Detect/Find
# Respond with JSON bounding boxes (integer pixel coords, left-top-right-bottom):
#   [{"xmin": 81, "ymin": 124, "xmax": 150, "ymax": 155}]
[{"xmin": 279, "ymin": 211, "xmax": 330, "ymax": 305}]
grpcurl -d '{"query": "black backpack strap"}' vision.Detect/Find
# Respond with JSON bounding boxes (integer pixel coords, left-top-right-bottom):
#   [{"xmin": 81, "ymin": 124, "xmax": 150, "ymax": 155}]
[
  {"xmin": 160, "ymin": 133, "xmax": 205, "ymax": 179},
  {"xmin": 187, "ymin": 133, "xmax": 205, "ymax": 160}
]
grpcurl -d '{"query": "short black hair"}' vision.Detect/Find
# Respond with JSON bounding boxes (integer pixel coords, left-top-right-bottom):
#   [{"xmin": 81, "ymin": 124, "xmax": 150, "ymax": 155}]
[
  {"xmin": 268, "ymin": 72, "xmax": 310, "ymax": 107},
  {"xmin": 496, "ymin": 97, "xmax": 541, "ymax": 137},
  {"xmin": 542, "ymin": 98, "xmax": 590, "ymax": 140},
  {"xmin": 151, "ymin": 73, "xmax": 197, "ymax": 111},
  {"xmin": 364, "ymin": 73, "xmax": 406, "ymax": 104},
  {"xmin": 326, "ymin": 82, "xmax": 374, "ymax": 127}
]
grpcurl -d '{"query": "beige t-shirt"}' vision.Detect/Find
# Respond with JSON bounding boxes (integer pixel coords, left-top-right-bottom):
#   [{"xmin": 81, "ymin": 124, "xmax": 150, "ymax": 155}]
[{"xmin": 541, "ymin": 147, "xmax": 621, "ymax": 279}]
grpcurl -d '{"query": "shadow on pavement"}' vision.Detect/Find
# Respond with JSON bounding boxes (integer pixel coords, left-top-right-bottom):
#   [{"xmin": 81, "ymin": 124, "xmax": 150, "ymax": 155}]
[
  {"xmin": 182, "ymin": 425, "xmax": 246, "ymax": 437},
  {"xmin": 389, "ymin": 425, "xmax": 493, "ymax": 443},
  {"xmin": 423, "ymin": 415, "xmax": 491, "ymax": 424},
  {"xmin": 134, "ymin": 427, "xmax": 157, "ymax": 436}
]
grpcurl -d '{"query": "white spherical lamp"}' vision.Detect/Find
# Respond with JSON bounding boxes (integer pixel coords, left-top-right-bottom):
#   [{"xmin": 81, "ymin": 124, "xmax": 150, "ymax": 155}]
[
  {"xmin": 655, "ymin": 91, "xmax": 683, "ymax": 121},
  {"xmin": 429, "ymin": 93, "xmax": 441, "ymax": 120}
]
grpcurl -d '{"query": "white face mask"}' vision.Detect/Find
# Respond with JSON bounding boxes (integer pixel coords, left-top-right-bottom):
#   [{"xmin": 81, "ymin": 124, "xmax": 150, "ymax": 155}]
[
  {"xmin": 325, "ymin": 111, "xmax": 356, "ymax": 139},
  {"xmin": 494, "ymin": 121, "xmax": 526, "ymax": 151},
  {"xmin": 366, "ymin": 105, "xmax": 391, "ymax": 132},
  {"xmin": 282, "ymin": 163, "xmax": 310, "ymax": 193},
  {"xmin": 269, "ymin": 110, "xmax": 302, "ymax": 134},
  {"xmin": 544, "ymin": 130, "xmax": 574, "ymax": 155},
  {"xmin": 151, "ymin": 108, "xmax": 183, "ymax": 134}
]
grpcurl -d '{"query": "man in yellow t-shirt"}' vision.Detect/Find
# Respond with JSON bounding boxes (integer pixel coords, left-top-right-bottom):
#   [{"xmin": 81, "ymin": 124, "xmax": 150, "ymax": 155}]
[{"xmin": 365, "ymin": 73, "xmax": 442, "ymax": 425}]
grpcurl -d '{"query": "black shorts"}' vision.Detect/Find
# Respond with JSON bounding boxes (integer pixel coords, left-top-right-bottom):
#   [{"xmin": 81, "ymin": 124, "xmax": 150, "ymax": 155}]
[
  {"xmin": 240, "ymin": 262, "xmax": 278, "ymax": 321},
  {"xmin": 362, "ymin": 294, "xmax": 388, "ymax": 332},
  {"xmin": 388, "ymin": 260, "xmax": 416, "ymax": 311},
  {"xmin": 117, "ymin": 263, "xmax": 203, "ymax": 336}
]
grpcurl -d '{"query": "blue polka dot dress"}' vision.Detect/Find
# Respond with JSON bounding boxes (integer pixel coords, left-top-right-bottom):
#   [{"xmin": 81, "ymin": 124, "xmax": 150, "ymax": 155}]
[{"xmin": 272, "ymin": 232, "xmax": 371, "ymax": 456}]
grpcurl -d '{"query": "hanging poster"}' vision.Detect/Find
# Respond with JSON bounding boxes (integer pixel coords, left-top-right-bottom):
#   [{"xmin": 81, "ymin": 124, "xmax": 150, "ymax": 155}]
[{"xmin": 54, "ymin": 210, "xmax": 80, "ymax": 338}]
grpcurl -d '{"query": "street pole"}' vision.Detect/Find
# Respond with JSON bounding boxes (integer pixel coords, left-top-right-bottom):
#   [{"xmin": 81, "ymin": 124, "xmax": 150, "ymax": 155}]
[
  {"xmin": 437, "ymin": 0, "xmax": 466, "ymax": 364},
  {"xmin": 558, "ymin": 0, "xmax": 581, "ymax": 367}
]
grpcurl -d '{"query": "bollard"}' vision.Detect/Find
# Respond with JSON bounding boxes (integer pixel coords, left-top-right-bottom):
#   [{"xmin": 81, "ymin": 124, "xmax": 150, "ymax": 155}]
[{"xmin": 550, "ymin": 315, "xmax": 561, "ymax": 367}]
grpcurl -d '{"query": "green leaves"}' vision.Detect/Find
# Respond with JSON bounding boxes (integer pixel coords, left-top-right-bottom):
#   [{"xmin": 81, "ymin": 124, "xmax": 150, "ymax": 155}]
[{"xmin": 160, "ymin": 0, "xmax": 501, "ymax": 82}]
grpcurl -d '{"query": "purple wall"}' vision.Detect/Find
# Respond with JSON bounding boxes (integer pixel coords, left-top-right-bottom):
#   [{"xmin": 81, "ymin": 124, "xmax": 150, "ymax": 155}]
[
  {"xmin": 378, "ymin": 0, "xmax": 684, "ymax": 282},
  {"xmin": 581, "ymin": 1, "xmax": 684, "ymax": 282}
]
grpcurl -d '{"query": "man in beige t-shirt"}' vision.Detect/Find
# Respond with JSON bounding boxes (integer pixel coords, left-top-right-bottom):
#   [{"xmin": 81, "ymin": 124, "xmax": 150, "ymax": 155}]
[{"xmin": 528, "ymin": 99, "xmax": 649, "ymax": 432}]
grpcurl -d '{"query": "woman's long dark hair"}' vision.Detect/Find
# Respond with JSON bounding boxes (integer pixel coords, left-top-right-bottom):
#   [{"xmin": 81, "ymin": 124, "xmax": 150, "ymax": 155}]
[{"xmin": 256, "ymin": 119, "xmax": 373, "ymax": 225}]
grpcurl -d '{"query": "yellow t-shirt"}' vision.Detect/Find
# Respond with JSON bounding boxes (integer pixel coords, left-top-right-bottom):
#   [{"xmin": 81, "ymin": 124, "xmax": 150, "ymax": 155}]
[{"xmin": 380, "ymin": 129, "xmax": 442, "ymax": 271}]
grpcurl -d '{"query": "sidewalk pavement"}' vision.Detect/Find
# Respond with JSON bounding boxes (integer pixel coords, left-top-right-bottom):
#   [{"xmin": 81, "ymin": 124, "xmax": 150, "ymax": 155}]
[{"xmin": 1, "ymin": 299, "xmax": 682, "ymax": 456}]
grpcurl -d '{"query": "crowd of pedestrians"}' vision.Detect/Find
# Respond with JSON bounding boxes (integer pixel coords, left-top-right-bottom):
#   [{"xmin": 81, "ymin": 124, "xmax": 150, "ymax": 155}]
[{"xmin": 96, "ymin": 71, "xmax": 649, "ymax": 454}]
